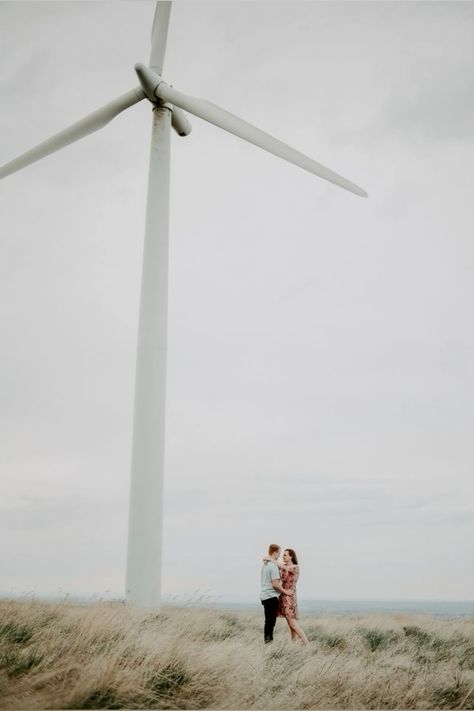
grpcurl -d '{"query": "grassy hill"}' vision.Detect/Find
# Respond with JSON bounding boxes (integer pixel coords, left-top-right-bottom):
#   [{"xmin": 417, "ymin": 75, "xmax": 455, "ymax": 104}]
[{"xmin": 0, "ymin": 597, "xmax": 473, "ymax": 709}]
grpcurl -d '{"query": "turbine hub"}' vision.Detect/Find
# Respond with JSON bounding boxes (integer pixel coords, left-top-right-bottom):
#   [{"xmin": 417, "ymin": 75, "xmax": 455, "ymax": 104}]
[
  {"xmin": 134, "ymin": 63, "xmax": 192, "ymax": 137},
  {"xmin": 135, "ymin": 63, "xmax": 164, "ymax": 103}
]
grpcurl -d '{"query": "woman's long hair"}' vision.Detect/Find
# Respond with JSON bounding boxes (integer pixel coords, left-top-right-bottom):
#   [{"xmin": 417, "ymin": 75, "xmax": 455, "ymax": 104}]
[{"xmin": 285, "ymin": 548, "xmax": 298, "ymax": 564}]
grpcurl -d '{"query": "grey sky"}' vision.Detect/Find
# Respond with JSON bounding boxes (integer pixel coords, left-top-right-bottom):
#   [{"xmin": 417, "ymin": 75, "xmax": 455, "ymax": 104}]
[{"xmin": 1, "ymin": 1, "xmax": 473, "ymax": 603}]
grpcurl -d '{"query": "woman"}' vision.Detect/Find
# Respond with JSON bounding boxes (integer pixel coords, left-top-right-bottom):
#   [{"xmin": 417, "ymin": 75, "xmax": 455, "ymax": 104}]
[{"xmin": 262, "ymin": 548, "xmax": 309, "ymax": 645}]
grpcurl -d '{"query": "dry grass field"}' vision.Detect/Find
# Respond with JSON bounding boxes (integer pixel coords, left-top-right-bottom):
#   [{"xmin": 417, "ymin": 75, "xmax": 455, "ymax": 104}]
[{"xmin": 0, "ymin": 596, "xmax": 473, "ymax": 709}]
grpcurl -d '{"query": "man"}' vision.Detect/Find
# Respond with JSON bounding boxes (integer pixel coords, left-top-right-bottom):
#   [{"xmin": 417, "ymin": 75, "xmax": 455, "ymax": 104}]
[{"xmin": 260, "ymin": 543, "xmax": 292, "ymax": 643}]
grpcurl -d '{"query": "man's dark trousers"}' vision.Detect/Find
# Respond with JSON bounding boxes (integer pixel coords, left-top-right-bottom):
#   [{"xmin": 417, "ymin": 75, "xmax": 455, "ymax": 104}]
[{"xmin": 261, "ymin": 595, "xmax": 280, "ymax": 643}]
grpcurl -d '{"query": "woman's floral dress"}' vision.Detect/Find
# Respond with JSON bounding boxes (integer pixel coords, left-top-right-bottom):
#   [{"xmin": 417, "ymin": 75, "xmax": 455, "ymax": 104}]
[{"xmin": 277, "ymin": 564, "xmax": 299, "ymax": 619}]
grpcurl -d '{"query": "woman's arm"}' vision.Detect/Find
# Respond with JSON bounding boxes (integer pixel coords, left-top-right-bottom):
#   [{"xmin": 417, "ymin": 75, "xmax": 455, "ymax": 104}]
[
  {"xmin": 261, "ymin": 555, "xmax": 295, "ymax": 571},
  {"xmin": 262, "ymin": 555, "xmax": 279, "ymax": 563},
  {"xmin": 262, "ymin": 555, "xmax": 285, "ymax": 569}
]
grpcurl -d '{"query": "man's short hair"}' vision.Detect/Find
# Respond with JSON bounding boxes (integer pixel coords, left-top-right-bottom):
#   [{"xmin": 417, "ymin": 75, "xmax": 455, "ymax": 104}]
[{"xmin": 268, "ymin": 543, "xmax": 280, "ymax": 555}]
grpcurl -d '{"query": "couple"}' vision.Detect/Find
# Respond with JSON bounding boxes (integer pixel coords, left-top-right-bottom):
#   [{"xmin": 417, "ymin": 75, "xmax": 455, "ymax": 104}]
[{"xmin": 259, "ymin": 543, "xmax": 309, "ymax": 645}]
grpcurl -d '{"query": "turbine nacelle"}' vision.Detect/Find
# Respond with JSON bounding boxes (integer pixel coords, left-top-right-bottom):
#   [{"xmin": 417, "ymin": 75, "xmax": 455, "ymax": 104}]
[{"xmin": 170, "ymin": 107, "xmax": 192, "ymax": 137}]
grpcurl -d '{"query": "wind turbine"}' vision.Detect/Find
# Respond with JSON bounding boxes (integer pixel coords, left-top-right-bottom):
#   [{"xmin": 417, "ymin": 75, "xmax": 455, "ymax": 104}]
[{"xmin": 0, "ymin": 2, "xmax": 367, "ymax": 611}]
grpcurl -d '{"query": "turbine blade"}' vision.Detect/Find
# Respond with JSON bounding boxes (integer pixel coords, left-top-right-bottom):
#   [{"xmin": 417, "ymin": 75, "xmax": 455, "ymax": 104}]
[
  {"xmin": 156, "ymin": 83, "xmax": 367, "ymax": 197},
  {"xmin": 0, "ymin": 87, "xmax": 146, "ymax": 181},
  {"xmin": 149, "ymin": 1, "xmax": 172, "ymax": 76}
]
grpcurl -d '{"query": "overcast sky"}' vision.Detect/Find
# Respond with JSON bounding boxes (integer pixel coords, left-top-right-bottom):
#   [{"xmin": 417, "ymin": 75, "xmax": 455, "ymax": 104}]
[{"xmin": 1, "ymin": 1, "xmax": 473, "ymax": 604}]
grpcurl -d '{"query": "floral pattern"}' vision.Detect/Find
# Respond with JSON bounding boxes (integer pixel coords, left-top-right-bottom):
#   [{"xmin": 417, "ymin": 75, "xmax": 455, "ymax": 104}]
[{"xmin": 277, "ymin": 564, "xmax": 299, "ymax": 619}]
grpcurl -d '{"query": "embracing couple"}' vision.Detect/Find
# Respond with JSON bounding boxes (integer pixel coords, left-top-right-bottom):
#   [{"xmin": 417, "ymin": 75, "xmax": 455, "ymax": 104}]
[{"xmin": 259, "ymin": 543, "xmax": 309, "ymax": 645}]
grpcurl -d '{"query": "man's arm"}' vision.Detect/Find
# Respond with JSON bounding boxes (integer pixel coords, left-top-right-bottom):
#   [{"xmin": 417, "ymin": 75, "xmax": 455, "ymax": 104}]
[
  {"xmin": 272, "ymin": 579, "xmax": 291, "ymax": 595},
  {"xmin": 270, "ymin": 564, "xmax": 291, "ymax": 595}
]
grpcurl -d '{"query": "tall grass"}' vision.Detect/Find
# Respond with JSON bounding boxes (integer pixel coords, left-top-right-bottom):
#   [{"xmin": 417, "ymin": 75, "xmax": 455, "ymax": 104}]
[{"xmin": 0, "ymin": 597, "xmax": 473, "ymax": 709}]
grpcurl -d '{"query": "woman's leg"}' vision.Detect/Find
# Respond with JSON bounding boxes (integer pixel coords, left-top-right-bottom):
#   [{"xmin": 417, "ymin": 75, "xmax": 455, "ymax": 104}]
[
  {"xmin": 285, "ymin": 616, "xmax": 298, "ymax": 641},
  {"xmin": 288, "ymin": 617, "xmax": 309, "ymax": 644}
]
